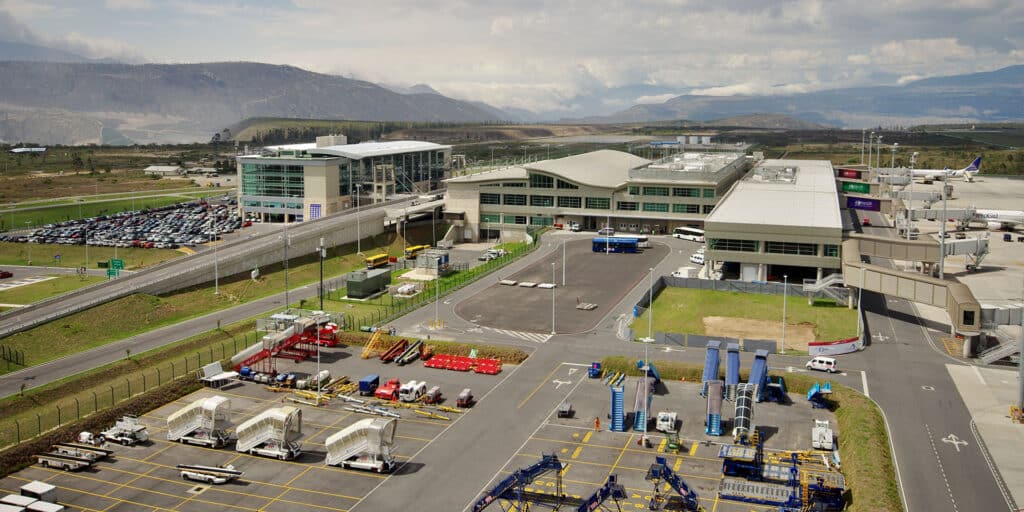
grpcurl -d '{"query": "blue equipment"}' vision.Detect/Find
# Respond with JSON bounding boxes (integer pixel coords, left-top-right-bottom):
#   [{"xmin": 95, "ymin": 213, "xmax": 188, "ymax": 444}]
[
  {"xmin": 588, "ymin": 362, "xmax": 602, "ymax": 378},
  {"xmin": 701, "ymin": 340, "xmax": 722, "ymax": 396},
  {"xmin": 748, "ymin": 349, "xmax": 769, "ymax": 402},
  {"xmin": 645, "ymin": 455, "xmax": 700, "ymax": 511},
  {"xmin": 725, "ymin": 342, "xmax": 740, "ymax": 400},
  {"xmin": 610, "ymin": 386, "xmax": 625, "ymax": 432}
]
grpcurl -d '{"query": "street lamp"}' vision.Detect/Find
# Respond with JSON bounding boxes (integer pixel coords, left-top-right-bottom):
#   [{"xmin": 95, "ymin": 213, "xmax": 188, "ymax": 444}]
[
  {"xmin": 940, "ymin": 169, "xmax": 948, "ymax": 279},
  {"xmin": 562, "ymin": 240, "xmax": 566, "ymax": 287},
  {"xmin": 281, "ymin": 225, "xmax": 291, "ymax": 311},
  {"xmin": 434, "ymin": 257, "xmax": 441, "ymax": 328},
  {"xmin": 551, "ymin": 262, "xmax": 556, "ymax": 335},
  {"xmin": 318, "ymin": 237, "xmax": 326, "ymax": 310},
  {"xmin": 890, "ymin": 142, "xmax": 898, "ymax": 170},
  {"xmin": 640, "ymin": 266, "xmax": 655, "ymax": 447},
  {"xmin": 25, "ymin": 220, "xmax": 31, "ymax": 265},
  {"xmin": 78, "ymin": 200, "xmax": 88, "ymax": 270},
  {"xmin": 210, "ymin": 214, "xmax": 219, "ymax": 295},
  {"xmin": 781, "ymin": 275, "xmax": 788, "ymax": 355},
  {"xmin": 867, "ymin": 132, "xmax": 875, "ymax": 169}
]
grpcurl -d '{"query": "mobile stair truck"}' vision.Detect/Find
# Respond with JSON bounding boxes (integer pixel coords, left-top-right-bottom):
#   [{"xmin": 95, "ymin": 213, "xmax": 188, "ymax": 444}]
[
  {"xmin": 234, "ymin": 406, "xmax": 303, "ymax": 460},
  {"xmin": 166, "ymin": 395, "xmax": 232, "ymax": 448},
  {"xmin": 100, "ymin": 415, "xmax": 150, "ymax": 446},
  {"xmin": 325, "ymin": 417, "xmax": 397, "ymax": 473}
]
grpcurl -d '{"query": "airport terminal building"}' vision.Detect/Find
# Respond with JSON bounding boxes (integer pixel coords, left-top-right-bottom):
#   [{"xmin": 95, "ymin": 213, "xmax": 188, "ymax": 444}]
[
  {"xmin": 236, "ymin": 136, "xmax": 451, "ymax": 223},
  {"xmin": 444, "ymin": 150, "xmax": 750, "ymax": 241},
  {"xmin": 704, "ymin": 159, "xmax": 843, "ymax": 282}
]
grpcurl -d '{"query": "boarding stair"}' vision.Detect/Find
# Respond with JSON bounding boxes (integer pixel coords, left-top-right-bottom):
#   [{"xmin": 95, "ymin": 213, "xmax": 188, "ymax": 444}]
[
  {"xmin": 167, "ymin": 396, "xmax": 230, "ymax": 441},
  {"xmin": 234, "ymin": 406, "xmax": 301, "ymax": 453},
  {"xmin": 978, "ymin": 339, "xmax": 1020, "ymax": 365},
  {"xmin": 610, "ymin": 387, "xmax": 625, "ymax": 432},
  {"xmin": 325, "ymin": 418, "xmax": 396, "ymax": 466}
]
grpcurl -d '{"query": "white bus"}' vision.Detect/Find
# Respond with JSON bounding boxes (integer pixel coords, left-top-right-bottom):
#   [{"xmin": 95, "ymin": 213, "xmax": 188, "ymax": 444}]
[
  {"xmin": 611, "ymin": 234, "xmax": 650, "ymax": 248},
  {"xmin": 672, "ymin": 227, "xmax": 705, "ymax": 242}
]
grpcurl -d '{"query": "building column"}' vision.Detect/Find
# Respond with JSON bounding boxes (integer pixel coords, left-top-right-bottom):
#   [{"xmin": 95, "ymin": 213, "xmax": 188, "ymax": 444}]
[
  {"xmin": 758, "ymin": 264, "xmax": 766, "ymax": 281},
  {"xmin": 816, "ymin": 267, "xmax": 823, "ymax": 280}
]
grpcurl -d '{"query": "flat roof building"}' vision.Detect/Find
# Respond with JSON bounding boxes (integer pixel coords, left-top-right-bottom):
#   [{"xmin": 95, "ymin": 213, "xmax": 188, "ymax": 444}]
[
  {"xmin": 444, "ymin": 149, "xmax": 750, "ymax": 241},
  {"xmin": 704, "ymin": 159, "xmax": 842, "ymax": 282},
  {"xmin": 236, "ymin": 137, "xmax": 451, "ymax": 223}
]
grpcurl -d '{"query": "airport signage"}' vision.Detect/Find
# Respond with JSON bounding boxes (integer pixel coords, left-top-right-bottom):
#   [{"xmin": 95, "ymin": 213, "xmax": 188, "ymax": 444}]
[
  {"xmin": 110, "ymin": 258, "xmax": 125, "ymax": 270},
  {"xmin": 838, "ymin": 169, "xmax": 862, "ymax": 179},
  {"xmin": 841, "ymin": 182, "xmax": 870, "ymax": 194},
  {"xmin": 846, "ymin": 196, "xmax": 880, "ymax": 211}
]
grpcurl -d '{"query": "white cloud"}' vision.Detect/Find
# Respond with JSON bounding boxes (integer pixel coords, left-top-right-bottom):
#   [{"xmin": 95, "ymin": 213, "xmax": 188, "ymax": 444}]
[
  {"xmin": 103, "ymin": 0, "xmax": 153, "ymax": 10},
  {"xmin": 634, "ymin": 94, "xmax": 678, "ymax": 104}
]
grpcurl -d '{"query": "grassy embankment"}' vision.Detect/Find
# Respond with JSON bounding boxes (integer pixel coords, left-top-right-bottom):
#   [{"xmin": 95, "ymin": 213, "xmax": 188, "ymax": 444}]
[
  {"xmin": 0, "ymin": 275, "xmax": 106, "ymax": 305},
  {"xmin": 633, "ymin": 287, "xmax": 857, "ymax": 343},
  {"xmin": 601, "ymin": 356, "xmax": 902, "ymax": 512},
  {"xmin": 0, "ymin": 242, "xmax": 182, "ymax": 269}
]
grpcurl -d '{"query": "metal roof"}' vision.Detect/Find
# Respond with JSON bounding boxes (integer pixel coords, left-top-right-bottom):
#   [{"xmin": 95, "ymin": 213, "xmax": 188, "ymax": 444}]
[
  {"xmin": 706, "ymin": 159, "xmax": 841, "ymax": 230},
  {"xmin": 447, "ymin": 149, "xmax": 650, "ymax": 188},
  {"xmin": 263, "ymin": 140, "xmax": 451, "ymax": 160}
]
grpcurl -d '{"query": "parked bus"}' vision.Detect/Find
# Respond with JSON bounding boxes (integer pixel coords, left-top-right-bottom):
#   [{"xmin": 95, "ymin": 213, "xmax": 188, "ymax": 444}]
[
  {"xmin": 365, "ymin": 254, "xmax": 390, "ymax": 269},
  {"xmin": 613, "ymin": 234, "xmax": 650, "ymax": 248},
  {"xmin": 592, "ymin": 237, "xmax": 639, "ymax": 253},
  {"xmin": 404, "ymin": 244, "xmax": 430, "ymax": 260},
  {"xmin": 672, "ymin": 227, "xmax": 705, "ymax": 242}
]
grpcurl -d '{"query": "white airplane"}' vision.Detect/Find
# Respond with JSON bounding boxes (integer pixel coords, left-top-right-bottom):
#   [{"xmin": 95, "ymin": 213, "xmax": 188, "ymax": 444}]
[
  {"xmin": 912, "ymin": 156, "xmax": 982, "ymax": 182},
  {"xmin": 973, "ymin": 208, "xmax": 1024, "ymax": 231}
]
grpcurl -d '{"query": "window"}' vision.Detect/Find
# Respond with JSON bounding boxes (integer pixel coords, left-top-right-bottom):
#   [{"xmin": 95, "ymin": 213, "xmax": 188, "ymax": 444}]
[
  {"xmin": 480, "ymin": 193, "xmax": 500, "ymax": 205},
  {"xmin": 617, "ymin": 201, "xmax": 638, "ymax": 211},
  {"xmin": 529, "ymin": 173, "xmax": 554, "ymax": 188},
  {"xmin": 557, "ymin": 179, "xmax": 578, "ymax": 189},
  {"xmin": 530, "ymin": 216, "xmax": 553, "ymax": 226},
  {"xmin": 480, "ymin": 213, "xmax": 501, "ymax": 223},
  {"xmin": 824, "ymin": 244, "xmax": 839, "ymax": 257},
  {"xmin": 765, "ymin": 241, "xmax": 818, "ymax": 256},
  {"xmin": 963, "ymin": 310, "xmax": 975, "ymax": 327},
  {"xmin": 703, "ymin": 205, "xmax": 714, "ymax": 214},
  {"xmin": 703, "ymin": 188, "xmax": 715, "ymax": 198},
  {"xmin": 558, "ymin": 196, "xmax": 582, "ymax": 208},
  {"xmin": 628, "ymin": 186, "xmax": 640, "ymax": 195},
  {"xmin": 503, "ymin": 194, "xmax": 526, "ymax": 206},
  {"xmin": 530, "ymin": 195, "xmax": 554, "ymax": 207},
  {"xmin": 503, "ymin": 214, "xmax": 527, "ymax": 225},
  {"xmin": 643, "ymin": 203, "xmax": 669, "ymax": 212},
  {"xmin": 502, "ymin": 182, "xmax": 526, "ymax": 187},
  {"xmin": 672, "ymin": 204, "xmax": 699, "ymax": 214},
  {"xmin": 673, "ymin": 187, "xmax": 700, "ymax": 197},
  {"xmin": 709, "ymin": 239, "xmax": 759, "ymax": 252},
  {"xmin": 586, "ymin": 197, "xmax": 610, "ymax": 210},
  {"xmin": 643, "ymin": 186, "xmax": 670, "ymax": 196},
  {"xmin": 480, "ymin": 183, "xmax": 500, "ymax": 187}
]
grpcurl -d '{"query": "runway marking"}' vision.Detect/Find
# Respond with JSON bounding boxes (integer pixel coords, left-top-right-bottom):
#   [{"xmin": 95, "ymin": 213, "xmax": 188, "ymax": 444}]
[
  {"xmin": 941, "ymin": 433, "xmax": 968, "ymax": 453},
  {"xmin": 921, "ymin": 385, "xmax": 935, "ymax": 391},
  {"xmin": 483, "ymin": 326, "xmax": 552, "ymax": 343},
  {"xmin": 518, "ymin": 363, "xmax": 566, "ymax": 409},
  {"xmin": 972, "ymin": 365, "xmax": 987, "ymax": 385},
  {"xmin": 925, "ymin": 424, "xmax": 960, "ymax": 512},
  {"xmin": 571, "ymin": 446, "xmax": 583, "ymax": 459},
  {"xmin": 861, "ymin": 371, "xmax": 870, "ymax": 398}
]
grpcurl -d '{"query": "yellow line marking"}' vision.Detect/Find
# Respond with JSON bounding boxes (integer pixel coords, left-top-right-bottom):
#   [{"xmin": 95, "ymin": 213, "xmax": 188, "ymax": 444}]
[
  {"xmin": 518, "ymin": 363, "xmax": 565, "ymax": 409},
  {"xmin": 689, "ymin": 441, "xmax": 699, "ymax": 456},
  {"xmin": 657, "ymin": 438, "xmax": 667, "ymax": 452},
  {"xmin": 571, "ymin": 446, "xmax": 582, "ymax": 459},
  {"xmin": 528, "ymin": 435, "xmax": 720, "ymax": 462},
  {"xmin": 673, "ymin": 457, "xmax": 683, "ymax": 472},
  {"xmin": 582, "ymin": 431, "xmax": 593, "ymax": 443},
  {"xmin": 560, "ymin": 463, "xmax": 571, "ymax": 476},
  {"xmin": 607, "ymin": 434, "xmax": 632, "ymax": 478}
]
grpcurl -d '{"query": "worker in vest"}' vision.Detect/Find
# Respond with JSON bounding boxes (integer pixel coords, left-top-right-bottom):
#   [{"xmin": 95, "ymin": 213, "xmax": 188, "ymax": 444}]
[{"xmin": 594, "ymin": 416, "xmax": 600, "ymax": 431}]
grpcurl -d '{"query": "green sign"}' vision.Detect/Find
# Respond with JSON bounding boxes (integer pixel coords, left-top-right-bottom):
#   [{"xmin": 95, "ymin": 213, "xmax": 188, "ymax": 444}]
[
  {"xmin": 110, "ymin": 259, "xmax": 125, "ymax": 270},
  {"xmin": 106, "ymin": 268, "xmax": 119, "ymax": 278},
  {"xmin": 842, "ymin": 181, "xmax": 870, "ymax": 194}
]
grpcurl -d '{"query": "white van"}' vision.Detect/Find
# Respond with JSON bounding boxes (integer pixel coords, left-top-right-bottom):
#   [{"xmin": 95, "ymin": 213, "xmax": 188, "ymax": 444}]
[
  {"xmin": 806, "ymin": 356, "xmax": 838, "ymax": 373},
  {"xmin": 689, "ymin": 253, "xmax": 705, "ymax": 265}
]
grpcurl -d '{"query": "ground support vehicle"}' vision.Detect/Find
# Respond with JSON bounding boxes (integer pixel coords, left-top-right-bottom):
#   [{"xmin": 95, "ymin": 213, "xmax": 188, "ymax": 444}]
[
  {"xmin": 646, "ymin": 455, "xmax": 700, "ymax": 511},
  {"xmin": 399, "ymin": 380, "xmax": 427, "ymax": 402},
  {"xmin": 656, "ymin": 411, "xmax": 677, "ymax": 433},
  {"xmin": 457, "ymin": 388, "xmax": 474, "ymax": 408},
  {"xmin": 375, "ymin": 378, "xmax": 401, "ymax": 401},
  {"xmin": 587, "ymin": 362, "xmax": 602, "ymax": 378},
  {"xmin": 423, "ymin": 386, "xmax": 443, "ymax": 404},
  {"xmin": 36, "ymin": 452, "xmax": 93, "ymax": 472},
  {"xmin": 358, "ymin": 374, "xmax": 380, "ymax": 396},
  {"xmin": 557, "ymin": 401, "xmax": 573, "ymax": 418},
  {"xmin": 811, "ymin": 420, "xmax": 834, "ymax": 450},
  {"xmin": 100, "ymin": 416, "xmax": 149, "ymax": 446},
  {"xmin": 177, "ymin": 464, "xmax": 243, "ymax": 484},
  {"xmin": 166, "ymin": 396, "xmax": 232, "ymax": 448},
  {"xmin": 325, "ymin": 418, "xmax": 397, "ymax": 473},
  {"xmin": 235, "ymin": 406, "xmax": 303, "ymax": 460}
]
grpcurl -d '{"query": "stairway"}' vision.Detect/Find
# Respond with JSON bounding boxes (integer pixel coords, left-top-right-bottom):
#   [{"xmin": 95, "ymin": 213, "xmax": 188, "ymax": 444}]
[
  {"xmin": 610, "ymin": 387, "xmax": 625, "ymax": 432},
  {"xmin": 979, "ymin": 341, "xmax": 1020, "ymax": 365}
]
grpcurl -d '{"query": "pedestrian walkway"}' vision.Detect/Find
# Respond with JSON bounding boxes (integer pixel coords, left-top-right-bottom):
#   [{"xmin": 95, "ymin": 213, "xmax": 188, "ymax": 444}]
[{"xmin": 482, "ymin": 326, "xmax": 552, "ymax": 343}]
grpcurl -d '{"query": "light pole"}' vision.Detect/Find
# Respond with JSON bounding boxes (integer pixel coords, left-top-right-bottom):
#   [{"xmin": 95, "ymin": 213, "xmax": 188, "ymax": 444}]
[
  {"xmin": 890, "ymin": 142, "xmax": 898, "ymax": 170},
  {"xmin": 25, "ymin": 220, "xmax": 31, "ymax": 265},
  {"xmin": 857, "ymin": 266, "xmax": 864, "ymax": 342},
  {"xmin": 861, "ymin": 129, "xmax": 865, "ymax": 165},
  {"xmin": 210, "ymin": 214, "xmax": 219, "ymax": 295},
  {"xmin": 78, "ymin": 200, "xmax": 88, "ymax": 270},
  {"xmin": 282, "ymin": 225, "xmax": 291, "ymax": 311},
  {"xmin": 875, "ymin": 135, "xmax": 883, "ymax": 172},
  {"xmin": 781, "ymin": 275, "xmax": 788, "ymax": 355},
  {"xmin": 551, "ymin": 262, "xmax": 556, "ymax": 335},
  {"xmin": 940, "ymin": 170, "xmax": 948, "ymax": 279},
  {"xmin": 867, "ymin": 132, "xmax": 875, "ymax": 169},
  {"xmin": 562, "ymin": 240, "xmax": 566, "ymax": 287},
  {"xmin": 434, "ymin": 257, "xmax": 440, "ymax": 328},
  {"xmin": 318, "ymin": 237, "xmax": 326, "ymax": 310},
  {"xmin": 908, "ymin": 152, "xmax": 918, "ymax": 252},
  {"xmin": 640, "ymin": 267, "xmax": 655, "ymax": 447}
]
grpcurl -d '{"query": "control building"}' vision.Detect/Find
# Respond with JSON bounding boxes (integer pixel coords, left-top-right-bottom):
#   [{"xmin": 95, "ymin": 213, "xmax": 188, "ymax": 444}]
[
  {"xmin": 236, "ymin": 135, "xmax": 451, "ymax": 223},
  {"xmin": 444, "ymin": 150, "xmax": 750, "ymax": 241},
  {"xmin": 704, "ymin": 160, "xmax": 842, "ymax": 282}
]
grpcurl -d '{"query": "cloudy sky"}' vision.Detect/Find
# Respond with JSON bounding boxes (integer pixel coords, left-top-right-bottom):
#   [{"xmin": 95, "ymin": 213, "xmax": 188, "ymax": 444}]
[{"xmin": 1, "ymin": 0, "xmax": 1022, "ymax": 116}]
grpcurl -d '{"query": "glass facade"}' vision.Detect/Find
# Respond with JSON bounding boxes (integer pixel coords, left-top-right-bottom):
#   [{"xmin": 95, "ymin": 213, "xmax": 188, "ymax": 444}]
[
  {"xmin": 617, "ymin": 201, "xmax": 638, "ymax": 211},
  {"xmin": 530, "ymin": 216, "xmax": 554, "ymax": 226},
  {"xmin": 703, "ymin": 188, "xmax": 715, "ymax": 198},
  {"xmin": 480, "ymin": 193, "xmax": 501, "ymax": 205},
  {"xmin": 766, "ymin": 241, "xmax": 818, "ymax": 256},
  {"xmin": 672, "ymin": 204, "xmax": 699, "ymax": 214},
  {"xmin": 643, "ymin": 186, "xmax": 670, "ymax": 196},
  {"xmin": 530, "ymin": 195, "xmax": 554, "ymax": 207},
  {"xmin": 529, "ymin": 173, "xmax": 554, "ymax": 188},
  {"xmin": 558, "ymin": 196, "xmax": 582, "ymax": 208},
  {"xmin": 503, "ymin": 194, "xmax": 527, "ymax": 205},
  {"xmin": 480, "ymin": 213, "xmax": 501, "ymax": 223},
  {"xmin": 241, "ymin": 163, "xmax": 304, "ymax": 210},
  {"xmin": 673, "ymin": 187, "xmax": 700, "ymax": 197},
  {"xmin": 585, "ymin": 197, "xmax": 610, "ymax": 209},
  {"xmin": 557, "ymin": 179, "xmax": 579, "ymax": 189},
  {"xmin": 710, "ymin": 239, "xmax": 759, "ymax": 252},
  {"xmin": 824, "ymin": 244, "xmax": 839, "ymax": 257},
  {"xmin": 643, "ymin": 202, "xmax": 669, "ymax": 212},
  {"xmin": 339, "ymin": 149, "xmax": 446, "ymax": 195}
]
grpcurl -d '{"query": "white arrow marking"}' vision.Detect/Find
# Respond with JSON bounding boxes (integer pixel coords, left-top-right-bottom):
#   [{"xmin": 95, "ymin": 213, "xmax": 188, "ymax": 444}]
[
  {"xmin": 552, "ymin": 380, "xmax": 572, "ymax": 389},
  {"xmin": 942, "ymin": 434, "xmax": 967, "ymax": 452},
  {"xmin": 568, "ymin": 368, "xmax": 578, "ymax": 376}
]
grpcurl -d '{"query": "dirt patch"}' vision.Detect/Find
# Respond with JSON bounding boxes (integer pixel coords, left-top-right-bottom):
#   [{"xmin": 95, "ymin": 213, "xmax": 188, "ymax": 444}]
[{"xmin": 703, "ymin": 316, "xmax": 815, "ymax": 352}]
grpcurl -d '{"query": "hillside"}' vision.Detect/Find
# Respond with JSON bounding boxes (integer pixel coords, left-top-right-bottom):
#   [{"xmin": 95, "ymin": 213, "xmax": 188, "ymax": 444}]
[{"xmin": 0, "ymin": 61, "xmax": 506, "ymax": 145}]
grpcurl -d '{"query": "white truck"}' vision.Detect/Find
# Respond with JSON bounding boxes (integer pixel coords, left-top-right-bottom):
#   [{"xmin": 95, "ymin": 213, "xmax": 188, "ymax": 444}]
[
  {"xmin": 655, "ymin": 411, "xmax": 678, "ymax": 433},
  {"xmin": 325, "ymin": 418, "xmax": 397, "ymax": 473},
  {"xmin": 100, "ymin": 416, "xmax": 150, "ymax": 446},
  {"xmin": 398, "ymin": 380, "xmax": 427, "ymax": 402},
  {"xmin": 811, "ymin": 419, "xmax": 834, "ymax": 450}
]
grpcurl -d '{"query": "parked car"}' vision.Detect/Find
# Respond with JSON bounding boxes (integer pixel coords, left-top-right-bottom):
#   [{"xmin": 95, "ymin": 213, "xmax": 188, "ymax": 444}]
[
  {"xmin": 0, "ymin": 270, "xmax": 13, "ymax": 279},
  {"xmin": 689, "ymin": 253, "xmax": 705, "ymax": 265},
  {"xmin": 478, "ymin": 249, "xmax": 508, "ymax": 261},
  {"xmin": 806, "ymin": 356, "xmax": 838, "ymax": 373},
  {"xmin": 597, "ymin": 227, "xmax": 615, "ymax": 236}
]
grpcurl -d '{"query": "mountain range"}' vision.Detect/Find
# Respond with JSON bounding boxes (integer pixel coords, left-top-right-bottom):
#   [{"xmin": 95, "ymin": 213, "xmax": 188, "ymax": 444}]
[{"xmin": 0, "ymin": 38, "xmax": 1021, "ymax": 145}]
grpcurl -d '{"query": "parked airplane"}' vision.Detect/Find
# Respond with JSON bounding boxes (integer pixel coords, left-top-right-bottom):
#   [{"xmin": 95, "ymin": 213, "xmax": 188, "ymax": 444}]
[
  {"xmin": 912, "ymin": 156, "xmax": 982, "ymax": 182},
  {"xmin": 973, "ymin": 208, "xmax": 1024, "ymax": 231}
]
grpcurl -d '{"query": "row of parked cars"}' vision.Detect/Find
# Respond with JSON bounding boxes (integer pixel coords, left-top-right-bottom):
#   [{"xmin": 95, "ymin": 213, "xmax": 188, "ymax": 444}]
[{"xmin": 0, "ymin": 200, "xmax": 247, "ymax": 250}]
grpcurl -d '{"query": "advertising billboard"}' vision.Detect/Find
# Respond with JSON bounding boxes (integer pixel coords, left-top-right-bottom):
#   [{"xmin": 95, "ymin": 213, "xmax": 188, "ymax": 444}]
[
  {"xmin": 838, "ymin": 169, "xmax": 862, "ymax": 179},
  {"xmin": 841, "ymin": 182, "xmax": 871, "ymax": 194},
  {"xmin": 846, "ymin": 196, "xmax": 880, "ymax": 211}
]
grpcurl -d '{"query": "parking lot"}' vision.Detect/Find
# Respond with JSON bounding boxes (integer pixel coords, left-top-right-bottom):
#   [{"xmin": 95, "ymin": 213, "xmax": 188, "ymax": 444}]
[
  {"xmin": 1, "ymin": 199, "xmax": 244, "ymax": 250},
  {"xmin": 0, "ymin": 341, "xmax": 514, "ymax": 512},
  {"xmin": 455, "ymin": 238, "xmax": 670, "ymax": 334},
  {"xmin": 475, "ymin": 367, "xmax": 838, "ymax": 512}
]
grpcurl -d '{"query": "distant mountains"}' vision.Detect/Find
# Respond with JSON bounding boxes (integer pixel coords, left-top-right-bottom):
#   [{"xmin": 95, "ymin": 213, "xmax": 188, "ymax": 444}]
[
  {"xmin": 0, "ymin": 61, "xmax": 505, "ymax": 145},
  {"xmin": 581, "ymin": 65, "xmax": 1024, "ymax": 127}
]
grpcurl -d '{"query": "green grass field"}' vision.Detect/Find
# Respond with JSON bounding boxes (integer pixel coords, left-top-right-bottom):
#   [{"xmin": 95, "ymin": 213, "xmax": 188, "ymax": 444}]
[
  {"xmin": 0, "ymin": 275, "xmax": 105, "ymax": 305},
  {"xmin": 0, "ymin": 242, "xmax": 182, "ymax": 269},
  {"xmin": 633, "ymin": 287, "xmax": 857, "ymax": 342}
]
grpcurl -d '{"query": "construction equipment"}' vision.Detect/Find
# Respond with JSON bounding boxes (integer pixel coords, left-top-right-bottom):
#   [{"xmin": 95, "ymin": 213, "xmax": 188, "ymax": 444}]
[
  {"xmin": 234, "ymin": 406, "xmax": 303, "ymax": 460},
  {"xmin": 812, "ymin": 420, "xmax": 835, "ymax": 450},
  {"xmin": 375, "ymin": 378, "xmax": 401, "ymax": 401},
  {"xmin": 646, "ymin": 455, "xmax": 700, "ymax": 511},
  {"xmin": 325, "ymin": 418, "xmax": 397, "ymax": 473},
  {"xmin": 177, "ymin": 464, "xmax": 243, "ymax": 484},
  {"xmin": 99, "ymin": 415, "xmax": 149, "ymax": 446},
  {"xmin": 166, "ymin": 396, "xmax": 232, "ymax": 448},
  {"xmin": 456, "ymin": 388, "xmax": 474, "ymax": 408},
  {"xmin": 361, "ymin": 329, "xmax": 386, "ymax": 359}
]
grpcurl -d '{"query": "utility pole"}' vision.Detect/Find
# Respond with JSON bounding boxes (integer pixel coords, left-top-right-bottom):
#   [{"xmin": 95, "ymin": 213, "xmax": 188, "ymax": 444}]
[
  {"xmin": 861, "ymin": 129, "xmax": 865, "ymax": 165},
  {"xmin": 562, "ymin": 240, "xmax": 566, "ymax": 287},
  {"xmin": 551, "ymin": 263, "xmax": 556, "ymax": 335},
  {"xmin": 940, "ymin": 171, "xmax": 948, "ymax": 279},
  {"xmin": 318, "ymin": 237, "xmax": 326, "ymax": 310},
  {"xmin": 781, "ymin": 275, "xmax": 788, "ymax": 355},
  {"xmin": 868, "ymin": 132, "xmax": 875, "ymax": 169}
]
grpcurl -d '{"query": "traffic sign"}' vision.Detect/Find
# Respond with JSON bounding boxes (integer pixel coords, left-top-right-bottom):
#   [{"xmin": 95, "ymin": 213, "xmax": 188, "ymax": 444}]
[
  {"xmin": 107, "ymin": 268, "xmax": 119, "ymax": 278},
  {"xmin": 110, "ymin": 259, "xmax": 125, "ymax": 270}
]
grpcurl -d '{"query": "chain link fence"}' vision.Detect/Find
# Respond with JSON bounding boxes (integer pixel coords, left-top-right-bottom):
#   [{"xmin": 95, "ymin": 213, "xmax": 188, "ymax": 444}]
[{"xmin": 0, "ymin": 332, "xmax": 256, "ymax": 450}]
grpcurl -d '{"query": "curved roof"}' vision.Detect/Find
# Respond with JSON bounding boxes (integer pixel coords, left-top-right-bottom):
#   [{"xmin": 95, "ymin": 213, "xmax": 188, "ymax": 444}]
[
  {"xmin": 447, "ymin": 149, "xmax": 649, "ymax": 188},
  {"xmin": 264, "ymin": 141, "xmax": 450, "ymax": 160}
]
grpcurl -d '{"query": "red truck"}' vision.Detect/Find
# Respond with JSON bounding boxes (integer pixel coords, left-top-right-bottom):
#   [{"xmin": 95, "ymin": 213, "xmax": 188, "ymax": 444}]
[{"xmin": 374, "ymin": 378, "xmax": 401, "ymax": 401}]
